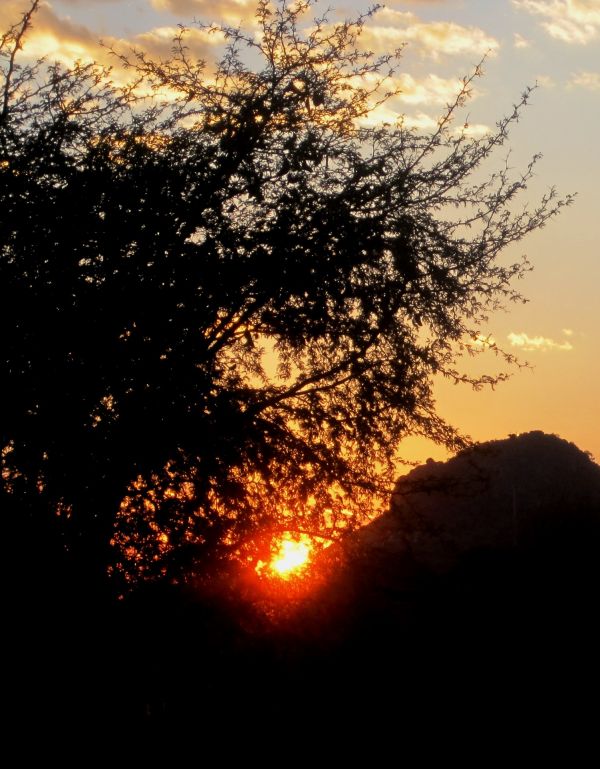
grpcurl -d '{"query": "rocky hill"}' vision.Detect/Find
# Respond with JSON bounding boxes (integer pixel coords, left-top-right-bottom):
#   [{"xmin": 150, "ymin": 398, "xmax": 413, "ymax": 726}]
[
  {"xmin": 324, "ymin": 431, "xmax": 600, "ymax": 649},
  {"xmin": 352, "ymin": 431, "xmax": 600, "ymax": 574}
]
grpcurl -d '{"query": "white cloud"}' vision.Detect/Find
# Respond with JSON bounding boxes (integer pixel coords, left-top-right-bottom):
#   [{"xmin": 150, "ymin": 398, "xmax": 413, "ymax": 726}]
[
  {"xmin": 393, "ymin": 73, "xmax": 467, "ymax": 105},
  {"xmin": 453, "ymin": 122, "xmax": 491, "ymax": 137},
  {"xmin": 151, "ymin": 0, "xmax": 258, "ymax": 24},
  {"xmin": 355, "ymin": 103, "xmax": 403, "ymax": 128},
  {"xmin": 513, "ymin": 0, "xmax": 600, "ymax": 44},
  {"xmin": 352, "ymin": 70, "xmax": 489, "ymax": 129},
  {"xmin": 55, "ymin": 0, "xmax": 122, "ymax": 4},
  {"xmin": 131, "ymin": 24, "xmax": 226, "ymax": 59},
  {"xmin": 351, "ymin": 70, "xmax": 466, "ymax": 105},
  {"xmin": 568, "ymin": 70, "xmax": 600, "ymax": 89},
  {"xmin": 508, "ymin": 332, "xmax": 574, "ymax": 351},
  {"xmin": 403, "ymin": 112, "xmax": 440, "ymax": 130},
  {"xmin": 362, "ymin": 8, "xmax": 500, "ymax": 60},
  {"xmin": 0, "ymin": 1, "xmax": 225, "ymax": 82},
  {"xmin": 536, "ymin": 74, "xmax": 557, "ymax": 87},
  {"xmin": 514, "ymin": 32, "xmax": 533, "ymax": 47}
]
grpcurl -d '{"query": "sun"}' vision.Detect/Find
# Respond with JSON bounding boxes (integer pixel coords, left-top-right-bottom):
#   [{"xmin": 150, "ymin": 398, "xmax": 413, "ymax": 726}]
[{"xmin": 269, "ymin": 535, "xmax": 311, "ymax": 579}]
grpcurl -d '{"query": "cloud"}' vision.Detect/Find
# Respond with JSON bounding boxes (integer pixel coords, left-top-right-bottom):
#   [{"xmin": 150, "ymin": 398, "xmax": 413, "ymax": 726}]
[
  {"xmin": 55, "ymin": 0, "xmax": 122, "ymax": 4},
  {"xmin": 355, "ymin": 71, "xmax": 469, "ymax": 106},
  {"xmin": 0, "ymin": 1, "xmax": 224, "ymax": 78},
  {"xmin": 361, "ymin": 8, "xmax": 500, "ymax": 60},
  {"xmin": 453, "ymin": 122, "xmax": 491, "ymax": 137},
  {"xmin": 151, "ymin": 0, "xmax": 259, "ymax": 24},
  {"xmin": 357, "ymin": 104, "xmax": 490, "ymax": 134},
  {"xmin": 402, "ymin": 112, "xmax": 440, "ymax": 130},
  {"xmin": 508, "ymin": 332, "xmax": 574, "ymax": 351},
  {"xmin": 568, "ymin": 70, "xmax": 600, "ymax": 89},
  {"xmin": 0, "ymin": 1, "xmax": 99, "ymax": 66},
  {"xmin": 514, "ymin": 32, "xmax": 533, "ymax": 47},
  {"xmin": 393, "ymin": 73, "xmax": 468, "ymax": 105},
  {"xmin": 130, "ymin": 24, "xmax": 226, "ymax": 61},
  {"xmin": 351, "ymin": 69, "xmax": 489, "ymax": 128},
  {"xmin": 512, "ymin": 0, "xmax": 600, "ymax": 44},
  {"xmin": 536, "ymin": 74, "xmax": 557, "ymax": 87}
]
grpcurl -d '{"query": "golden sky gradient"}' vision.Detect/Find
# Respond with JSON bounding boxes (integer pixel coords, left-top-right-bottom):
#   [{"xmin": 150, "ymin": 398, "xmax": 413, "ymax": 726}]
[{"xmin": 3, "ymin": 0, "xmax": 598, "ymax": 463}]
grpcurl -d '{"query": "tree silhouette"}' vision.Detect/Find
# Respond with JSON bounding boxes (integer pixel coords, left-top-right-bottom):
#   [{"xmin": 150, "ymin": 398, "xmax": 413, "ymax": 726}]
[{"xmin": 1, "ymin": 0, "xmax": 570, "ymax": 596}]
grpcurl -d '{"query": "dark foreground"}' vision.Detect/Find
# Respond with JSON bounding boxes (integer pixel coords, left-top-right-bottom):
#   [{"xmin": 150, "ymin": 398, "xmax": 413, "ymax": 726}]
[
  {"xmin": 14, "ymin": 538, "xmax": 600, "ymax": 747},
  {"xmin": 13, "ymin": 432, "xmax": 600, "ymax": 750}
]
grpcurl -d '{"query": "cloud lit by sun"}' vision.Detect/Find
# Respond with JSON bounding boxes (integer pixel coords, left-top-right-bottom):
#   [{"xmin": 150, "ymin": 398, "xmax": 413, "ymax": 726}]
[{"xmin": 508, "ymin": 331, "xmax": 574, "ymax": 352}]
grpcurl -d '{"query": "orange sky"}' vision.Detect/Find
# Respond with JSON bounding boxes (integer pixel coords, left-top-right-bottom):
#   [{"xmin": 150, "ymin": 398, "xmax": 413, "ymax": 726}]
[{"xmin": 3, "ymin": 0, "xmax": 598, "ymax": 463}]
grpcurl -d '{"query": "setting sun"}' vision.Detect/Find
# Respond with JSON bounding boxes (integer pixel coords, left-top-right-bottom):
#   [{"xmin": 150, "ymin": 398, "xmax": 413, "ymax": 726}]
[{"xmin": 270, "ymin": 536, "xmax": 311, "ymax": 579}]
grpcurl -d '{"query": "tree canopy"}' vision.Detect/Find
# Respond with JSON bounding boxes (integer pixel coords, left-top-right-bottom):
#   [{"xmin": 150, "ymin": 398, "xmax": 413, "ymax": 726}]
[{"xmin": 0, "ymin": 0, "xmax": 569, "ymax": 595}]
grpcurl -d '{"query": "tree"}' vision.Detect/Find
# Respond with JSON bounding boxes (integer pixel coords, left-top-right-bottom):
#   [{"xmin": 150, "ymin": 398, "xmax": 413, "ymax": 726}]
[{"xmin": 0, "ymin": 0, "xmax": 569, "ymax": 596}]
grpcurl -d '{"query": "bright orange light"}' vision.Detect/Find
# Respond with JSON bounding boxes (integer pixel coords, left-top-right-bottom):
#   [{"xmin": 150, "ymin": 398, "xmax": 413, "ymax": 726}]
[{"xmin": 269, "ymin": 536, "xmax": 311, "ymax": 579}]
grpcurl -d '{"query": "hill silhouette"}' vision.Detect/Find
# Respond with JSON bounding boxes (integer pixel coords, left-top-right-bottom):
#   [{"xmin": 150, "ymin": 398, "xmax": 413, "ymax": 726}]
[
  {"xmin": 332, "ymin": 431, "xmax": 600, "ymax": 634},
  {"xmin": 354, "ymin": 430, "xmax": 600, "ymax": 571}
]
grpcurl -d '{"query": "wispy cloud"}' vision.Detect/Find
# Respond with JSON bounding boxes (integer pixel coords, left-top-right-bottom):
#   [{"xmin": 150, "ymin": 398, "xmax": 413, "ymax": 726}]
[
  {"xmin": 508, "ymin": 331, "xmax": 574, "ymax": 351},
  {"xmin": 512, "ymin": 0, "xmax": 600, "ymax": 45},
  {"xmin": 353, "ymin": 74, "xmax": 491, "ymax": 132},
  {"xmin": 55, "ymin": 0, "xmax": 122, "ymax": 4},
  {"xmin": 393, "ymin": 73, "xmax": 469, "ymax": 105},
  {"xmin": 514, "ymin": 32, "xmax": 533, "ymax": 47},
  {"xmin": 362, "ymin": 8, "xmax": 500, "ymax": 60},
  {"xmin": 536, "ymin": 74, "xmax": 557, "ymax": 87},
  {"xmin": 130, "ymin": 24, "xmax": 226, "ymax": 61},
  {"xmin": 151, "ymin": 0, "xmax": 259, "ymax": 23},
  {"xmin": 350, "ymin": 68, "xmax": 491, "ymax": 130},
  {"xmin": 568, "ymin": 70, "xmax": 600, "ymax": 89},
  {"xmin": 353, "ymin": 72, "xmax": 470, "ymax": 108}
]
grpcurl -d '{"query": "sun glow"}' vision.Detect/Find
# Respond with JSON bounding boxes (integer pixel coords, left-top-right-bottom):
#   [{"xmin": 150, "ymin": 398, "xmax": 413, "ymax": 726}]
[{"xmin": 269, "ymin": 535, "xmax": 311, "ymax": 579}]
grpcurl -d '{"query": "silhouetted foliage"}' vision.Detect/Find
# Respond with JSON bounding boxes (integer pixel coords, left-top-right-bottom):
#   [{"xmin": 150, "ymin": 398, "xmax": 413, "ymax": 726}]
[{"xmin": 1, "ymin": 1, "xmax": 570, "ymax": 594}]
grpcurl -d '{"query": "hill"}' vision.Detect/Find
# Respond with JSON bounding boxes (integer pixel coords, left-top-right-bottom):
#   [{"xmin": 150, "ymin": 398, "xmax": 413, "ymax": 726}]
[{"xmin": 353, "ymin": 430, "xmax": 600, "ymax": 573}]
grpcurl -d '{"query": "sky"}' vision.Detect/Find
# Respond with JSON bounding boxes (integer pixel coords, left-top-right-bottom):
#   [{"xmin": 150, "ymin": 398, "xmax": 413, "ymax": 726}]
[{"xmin": 3, "ymin": 0, "xmax": 599, "ymax": 463}]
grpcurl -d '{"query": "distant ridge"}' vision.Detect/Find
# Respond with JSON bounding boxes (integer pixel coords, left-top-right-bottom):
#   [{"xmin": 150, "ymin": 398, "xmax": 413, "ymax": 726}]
[{"xmin": 351, "ymin": 431, "xmax": 600, "ymax": 573}]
